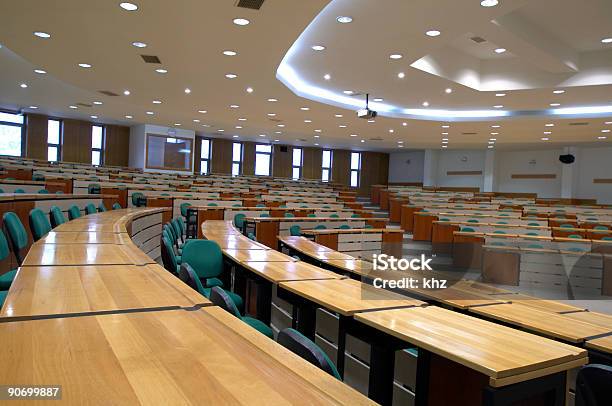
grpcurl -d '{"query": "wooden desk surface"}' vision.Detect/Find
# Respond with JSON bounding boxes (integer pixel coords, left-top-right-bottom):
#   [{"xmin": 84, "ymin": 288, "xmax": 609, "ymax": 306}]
[
  {"xmin": 242, "ymin": 261, "xmax": 344, "ymax": 283},
  {"xmin": 223, "ymin": 249, "xmax": 293, "ymax": 263},
  {"xmin": 22, "ymin": 243, "xmax": 156, "ymax": 267},
  {"xmin": 323, "ymin": 259, "xmax": 374, "ymax": 276},
  {"xmin": 205, "ymin": 236, "xmax": 269, "ymax": 250},
  {"xmin": 586, "ymin": 334, "xmax": 612, "ymax": 354},
  {"xmin": 279, "ymin": 278, "xmax": 424, "ymax": 316},
  {"xmin": 355, "ymin": 306, "xmax": 587, "ymax": 387},
  {"xmin": 1, "ymin": 264, "xmax": 210, "ymax": 318},
  {"xmin": 490, "ymin": 293, "xmax": 585, "ymax": 314},
  {"xmin": 40, "ymin": 231, "xmax": 130, "ymax": 245},
  {"xmin": 302, "ymin": 228, "xmax": 402, "ymax": 235},
  {"xmin": 563, "ymin": 310, "xmax": 612, "ymax": 329},
  {"xmin": 470, "ymin": 303, "xmax": 611, "ymax": 343},
  {"xmin": 280, "ymin": 236, "xmax": 334, "ymax": 253},
  {"xmin": 0, "ymin": 307, "xmax": 374, "ymax": 405}
]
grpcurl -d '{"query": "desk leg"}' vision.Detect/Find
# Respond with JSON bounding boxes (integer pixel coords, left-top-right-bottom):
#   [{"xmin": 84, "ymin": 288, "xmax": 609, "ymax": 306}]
[
  {"xmin": 414, "ymin": 349, "xmax": 431, "ymax": 406},
  {"xmin": 297, "ymin": 302, "xmax": 317, "ymax": 340},
  {"xmin": 233, "ymin": 266, "xmax": 248, "ymax": 302},
  {"xmin": 369, "ymin": 344, "xmax": 396, "ymax": 406},
  {"xmin": 337, "ymin": 315, "xmax": 348, "ymax": 379},
  {"xmin": 256, "ymin": 280, "xmax": 272, "ymax": 325}
]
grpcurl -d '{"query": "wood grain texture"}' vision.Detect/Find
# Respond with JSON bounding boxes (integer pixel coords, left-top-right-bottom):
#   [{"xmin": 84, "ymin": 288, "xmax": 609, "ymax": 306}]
[
  {"xmin": 586, "ymin": 334, "xmax": 612, "ymax": 354},
  {"xmin": 241, "ymin": 260, "xmax": 343, "ymax": 283},
  {"xmin": 25, "ymin": 113, "xmax": 48, "ymax": 160},
  {"xmin": 104, "ymin": 125, "xmax": 130, "ymax": 167},
  {"xmin": 510, "ymin": 174, "xmax": 557, "ymax": 179},
  {"xmin": 593, "ymin": 178, "xmax": 612, "ymax": 184},
  {"xmin": 446, "ymin": 171, "xmax": 483, "ymax": 176}
]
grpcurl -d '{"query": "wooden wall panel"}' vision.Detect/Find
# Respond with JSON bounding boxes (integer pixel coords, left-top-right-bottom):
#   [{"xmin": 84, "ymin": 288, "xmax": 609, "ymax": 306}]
[
  {"xmin": 359, "ymin": 152, "xmax": 389, "ymax": 196},
  {"xmin": 193, "ymin": 136, "xmax": 203, "ymax": 174},
  {"xmin": 211, "ymin": 138, "xmax": 232, "ymax": 174},
  {"xmin": 62, "ymin": 119, "xmax": 92, "ymax": 163},
  {"xmin": 242, "ymin": 142, "xmax": 256, "ymax": 176},
  {"xmin": 272, "ymin": 145, "xmax": 292, "ymax": 178},
  {"xmin": 25, "ymin": 114, "xmax": 48, "ymax": 160},
  {"xmin": 332, "ymin": 149, "xmax": 351, "ymax": 185},
  {"xmin": 302, "ymin": 147, "xmax": 322, "ymax": 180},
  {"xmin": 104, "ymin": 125, "xmax": 130, "ymax": 167}
]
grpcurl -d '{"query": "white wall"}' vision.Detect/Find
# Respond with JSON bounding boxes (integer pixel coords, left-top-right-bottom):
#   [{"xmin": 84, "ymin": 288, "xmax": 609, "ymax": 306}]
[
  {"xmin": 575, "ymin": 146, "xmax": 612, "ymax": 204},
  {"xmin": 388, "ymin": 151, "xmax": 424, "ymax": 183},
  {"xmin": 495, "ymin": 148, "xmax": 563, "ymax": 198},
  {"xmin": 435, "ymin": 150, "xmax": 485, "ymax": 189},
  {"xmin": 128, "ymin": 124, "xmax": 145, "ymax": 169}
]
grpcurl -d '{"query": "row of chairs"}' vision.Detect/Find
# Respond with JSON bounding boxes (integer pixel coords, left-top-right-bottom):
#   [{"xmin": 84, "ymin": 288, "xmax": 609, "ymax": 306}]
[{"xmin": 159, "ymin": 218, "xmax": 341, "ymax": 379}]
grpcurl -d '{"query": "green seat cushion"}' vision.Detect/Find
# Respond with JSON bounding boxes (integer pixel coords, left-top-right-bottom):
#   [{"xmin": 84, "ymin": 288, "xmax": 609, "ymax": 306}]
[
  {"xmin": 526, "ymin": 232, "xmax": 538, "ymax": 236},
  {"xmin": 242, "ymin": 316, "xmax": 274, "ymax": 339},
  {"xmin": 204, "ymin": 277, "xmax": 224, "ymax": 288},
  {"xmin": 0, "ymin": 290, "xmax": 7, "ymax": 307},
  {"xmin": 0, "ymin": 269, "xmax": 17, "ymax": 290}
]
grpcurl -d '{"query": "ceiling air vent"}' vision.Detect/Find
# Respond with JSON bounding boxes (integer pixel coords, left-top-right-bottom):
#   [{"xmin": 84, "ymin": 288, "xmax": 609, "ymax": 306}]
[
  {"xmin": 370, "ymin": 137, "xmax": 383, "ymax": 141},
  {"xmin": 268, "ymin": 118, "xmax": 282, "ymax": 123},
  {"xmin": 98, "ymin": 90, "xmax": 119, "ymax": 97},
  {"xmin": 140, "ymin": 55, "xmax": 161, "ymax": 64},
  {"xmin": 236, "ymin": 0, "xmax": 265, "ymax": 10},
  {"xmin": 76, "ymin": 102, "xmax": 93, "ymax": 107},
  {"xmin": 297, "ymin": 138, "xmax": 307, "ymax": 142},
  {"xmin": 461, "ymin": 132, "xmax": 478, "ymax": 135},
  {"xmin": 470, "ymin": 36, "xmax": 487, "ymax": 44},
  {"xmin": 569, "ymin": 122, "xmax": 588, "ymax": 126}
]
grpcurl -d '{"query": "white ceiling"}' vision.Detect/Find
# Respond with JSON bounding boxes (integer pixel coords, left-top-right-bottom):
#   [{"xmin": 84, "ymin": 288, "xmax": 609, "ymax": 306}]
[{"xmin": 0, "ymin": 0, "xmax": 610, "ymax": 152}]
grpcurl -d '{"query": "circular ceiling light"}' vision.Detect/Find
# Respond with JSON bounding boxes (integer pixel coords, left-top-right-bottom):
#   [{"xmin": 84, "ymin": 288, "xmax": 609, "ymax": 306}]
[
  {"xmin": 389, "ymin": 54, "xmax": 403, "ymax": 60},
  {"xmin": 223, "ymin": 50, "xmax": 237, "ymax": 56},
  {"xmin": 146, "ymin": 111, "xmax": 154, "ymax": 115},
  {"xmin": 422, "ymin": 101, "xmax": 429, "ymax": 107},
  {"xmin": 267, "ymin": 98, "xmax": 278, "ymax": 102},
  {"xmin": 184, "ymin": 88, "xmax": 191, "ymax": 94},
  {"xmin": 125, "ymin": 115, "xmax": 133, "ymax": 119},
  {"xmin": 425, "ymin": 30, "xmax": 441, "ymax": 37},
  {"xmin": 69, "ymin": 105, "xmax": 78, "ymax": 109},
  {"xmin": 336, "ymin": 16, "xmax": 353, "ymax": 24},
  {"xmin": 225, "ymin": 73, "xmax": 237, "ymax": 79},
  {"xmin": 541, "ymin": 137, "xmax": 549, "ymax": 141},
  {"xmin": 267, "ymin": 113, "xmax": 276, "ymax": 116},
  {"xmin": 28, "ymin": 106, "xmax": 38, "ymax": 109},
  {"xmin": 373, "ymin": 98, "xmax": 383, "ymax": 102},
  {"xmin": 119, "ymin": 2, "xmax": 138, "ymax": 11},
  {"xmin": 601, "ymin": 37, "xmax": 612, "ymax": 44},
  {"xmin": 155, "ymin": 68, "xmax": 168, "ymax": 74},
  {"xmin": 193, "ymin": 119, "xmax": 200, "ymax": 123},
  {"xmin": 545, "ymin": 123, "xmax": 554, "ymax": 127},
  {"xmin": 402, "ymin": 122, "xmax": 407, "ymax": 126},
  {"xmin": 311, "ymin": 45, "xmax": 326, "ymax": 51},
  {"xmin": 229, "ymin": 104, "xmax": 239, "ymax": 108},
  {"xmin": 397, "ymin": 72, "xmax": 405, "ymax": 78},
  {"xmin": 314, "ymin": 129, "xmax": 322, "ymax": 132},
  {"xmin": 233, "ymin": 135, "xmax": 239, "ymax": 138},
  {"xmin": 123, "ymin": 90, "xmax": 130, "ymax": 95},
  {"xmin": 233, "ymin": 18, "xmax": 250, "ymax": 26},
  {"xmin": 491, "ymin": 125, "xmax": 501, "ymax": 128},
  {"xmin": 343, "ymin": 90, "xmax": 354, "ymax": 95},
  {"xmin": 598, "ymin": 136, "xmax": 607, "ymax": 140},
  {"xmin": 495, "ymin": 93, "xmax": 506, "ymax": 97},
  {"xmin": 19, "ymin": 83, "xmax": 28, "ymax": 88},
  {"xmin": 553, "ymin": 89, "xmax": 565, "ymax": 94},
  {"xmin": 238, "ymin": 118, "xmax": 247, "ymax": 121},
  {"xmin": 90, "ymin": 115, "xmax": 98, "ymax": 119},
  {"xmin": 277, "ymin": 124, "xmax": 285, "ymax": 127},
  {"xmin": 350, "ymin": 134, "xmax": 357, "ymax": 137},
  {"xmin": 235, "ymin": 126, "xmax": 242, "ymax": 129},
  {"xmin": 445, "ymin": 88, "xmax": 452, "ymax": 94},
  {"xmin": 132, "ymin": 41, "xmax": 147, "ymax": 48},
  {"xmin": 494, "ymin": 48, "xmax": 506, "ymax": 54},
  {"xmin": 198, "ymin": 110, "xmax": 207, "ymax": 114},
  {"xmin": 246, "ymin": 87, "xmax": 254, "ymax": 93},
  {"xmin": 33, "ymin": 31, "xmax": 51, "ymax": 38},
  {"xmin": 442, "ymin": 125, "xmax": 450, "ymax": 128},
  {"xmin": 304, "ymin": 119, "xmax": 312, "ymax": 123},
  {"xmin": 493, "ymin": 105, "xmax": 504, "ymax": 108},
  {"xmin": 218, "ymin": 129, "xmax": 225, "ymax": 132},
  {"xmin": 300, "ymin": 107, "xmax": 310, "ymax": 111},
  {"xmin": 550, "ymin": 103, "xmax": 561, "ymax": 107},
  {"xmin": 34, "ymin": 69, "xmax": 46, "ymax": 74},
  {"xmin": 339, "ymin": 125, "xmax": 347, "ymax": 128},
  {"xmin": 480, "ymin": 0, "xmax": 499, "ymax": 7},
  {"xmin": 323, "ymin": 74, "xmax": 331, "ymax": 80},
  {"xmin": 602, "ymin": 129, "xmax": 611, "ymax": 133},
  {"xmin": 93, "ymin": 101, "xmax": 103, "ymax": 105},
  {"xmin": 78, "ymin": 63, "xmax": 92, "ymax": 68},
  {"xmin": 152, "ymin": 100, "xmax": 162, "ymax": 104}
]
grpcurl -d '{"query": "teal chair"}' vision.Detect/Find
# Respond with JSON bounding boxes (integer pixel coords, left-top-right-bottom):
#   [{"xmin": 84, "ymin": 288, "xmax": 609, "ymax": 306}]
[
  {"xmin": 14, "ymin": 189, "xmax": 25, "ymax": 194},
  {"xmin": 98, "ymin": 203, "xmax": 107, "ymax": 212},
  {"xmin": 461, "ymin": 227, "xmax": 475, "ymax": 232},
  {"xmin": 85, "ymin": 203, "xmax": 97, "ymax": 215},
  {"xmin": 256, "ymin": 204, "xmax": 266, "ymax": 208},
  {"xmin": 279, "ymin": 205, "xmax": 287, "ymax": 208},
  {"xmin": 351, "ymin": 214, "xmax": 360, "ymax": 218},
  {"xmin": 568, "ymin": 234, "xmax": 582, "ymax": 239},
  {"xmin": 300, "ymin": 205, "xmax": 308, "ymax": 208},
  {"xmin": 277, "ymin": 328, "xmax": 341, "ymax": 379},
  {"xmin": 49, "ymin": 206, "xmax": 67, "ymax": 228},
  {"xmin": 131, "ymin": 192, "xmax": 146, "ymax": 207},
  {"xmin": 467, "ymin": 219, "xmax": 479, "ymax": 223},
  {"xmin": 593, "ymin": 225, "xmax": 608, "ymax": 231},
  {"xmin": 322, "ymin": 205, "xmax": 330, "ymax": 209},
  {"xmin": 560, "ymin": 224, "xmax": 574, "ymax": 228},
  {"xmin": 496, "ymin": 221, "xmax": 508, "ymax": 225},
  {"xmin": 209, "ymin": 287, "xmax": 272, "ymax": 338},
  {"xmin": 528, "ymin": 244, "xmax": 544, "ymax": 249},
  {"xmin": 602, "ymin": 237, "xmax": 612, "ymax": 241},
  {"xmin": 365, "ymin": 224, "xmax": 374, "ymax": 229},
  {"xmin": 32, "ymin": 174, "xmax": 45, "ymax": 182},
  {"xmin": 490, "ymin": 241, "xmax": 506, "ymax": 246},
  {"xmin": 170, "ymin": 218, "xmax": 184, "ymax": 243},
  {"xmin": 0, "ymin": 188, "xmax": 3, "ymax": 194},
  {"xmin": 112, "ymin": 203, "xmax": 122, "ymax": 210},
  {"xmin": 68, "ymin": 205, "xmax": 81, "ymax": 220},
  {"xmin": 493, "ymin": 230, "xmax": 506, "ymax": 234},
  {"xmin": 338, "ymin": 224, "xmax": 351, "ymax": 230},
  {"xmin": 180, "ymin": 203, "xmax": 192, "ymax": 218},
  {"xmin": 2, "ymin": 212, "xmax": 28, "ymax": 265},
  {"xmin": 314, "ymin": 224, "xmax": 327, "ymax": 230},
  {"xmin": 232, "ymin": 204, "xmax": 241, "ymax": 208},
  {"xmin": 234, "ymin": 213, "xmax": 246, "ymax": 229},
  {"xmin": 290, "ymin": 225, "xmax": 301, "ymax": 236},
  {"xmin": 87, "ymin": 183, "xmax": 101, "ymax": 194},
  {"xmin": 307, "ymin": 214, "xmax": 317, "ymax": 218},
  {"xmin": 161, "ymin": 236, "xmax": 180, "ymax": 274},
  {"xmin": 284, "ymin": 213, "xmax": 295, "ymax": 218},
  {"xmin": 247, "ymin": 232, "xmax": 256, "ymax": 241},
  {"xmin": 207, "ymin": 203, "xmax": 218, "ymax": 207},
  {"xmin": 527, "ymin": 222, "xmax": 540, "ymax": 226},
  {"xmin": 526, "ymin": 232, "xmax": 539, "ymax": 236},
  {"xmin": 37, "ymin": 189, "xmax": 49, "ymax": 194},
  {"xmin": 330, "ymin": 214, "xmax": 340, "ymax": 218},
  {"xmin": 0, "ymin": 230, "xmax": 18, "ymax": 294},
  {"xmin": 28, "ymin": 208, "xmax": 52, "ymax": 241},
  {"xmin": 260, "ymin": 213, "xmax": 270, "ymax": 218}
]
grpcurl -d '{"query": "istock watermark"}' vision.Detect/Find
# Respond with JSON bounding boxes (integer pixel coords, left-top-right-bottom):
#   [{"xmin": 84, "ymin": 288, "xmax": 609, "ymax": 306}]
[
  {"xmin": 370, "ymin": 254, "xmax": 449, "ymax": 291},
  {"xmin": 373, "ymin": 254, "xmax": 433, "ymax": 271}
]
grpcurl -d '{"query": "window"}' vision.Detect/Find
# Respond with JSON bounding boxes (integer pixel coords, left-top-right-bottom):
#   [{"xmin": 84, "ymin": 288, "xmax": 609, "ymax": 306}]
[
  {"xmin": 47, "ymin": 119, "xmax": 62, "ymax": 162},
  {"xmin": 200, "ymin": 139, "xmax": 211, "ymax": 174},
  {"xmin": 231, "ymin": 142, "xmax": 243, "ymax": 176},
  {"xmin": 254, "ymin": 144, "xmax": 272, "ymax": 176},
  {"xmin": 350, "ymin": 152, "xmax": 361, "ymax": 187},
  {"xmin": 91, "ymin": 125, "xmax": 104, "ymax": 166},
  {"xmin": 292, "ymin": 148, "xmax": 303, "ymax": 180},
  {"xmin": 321, "ymin": 150, "xmax": 332, "ymax": 182},
  {"xmin": 0, "ymin": 112, "xmax": 24, "ymax": 157}
]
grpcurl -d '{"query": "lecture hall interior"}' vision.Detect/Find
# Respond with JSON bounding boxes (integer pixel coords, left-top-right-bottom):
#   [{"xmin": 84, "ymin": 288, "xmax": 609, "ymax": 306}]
[{"xmin": 0, "ymin": 0, "xmax": 611, "ymax": 405}]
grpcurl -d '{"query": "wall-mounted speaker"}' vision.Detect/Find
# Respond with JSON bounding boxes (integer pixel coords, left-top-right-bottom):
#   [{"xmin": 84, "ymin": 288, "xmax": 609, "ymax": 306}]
[
  {"xmin": 529, "ymin": 159, "xmax": 536, "ymax": 165},
  {"xmin": 280, "ymin": 146, "xmax": 288, "ymax": 153},
  {"xmin": 559, "ymin": 154, "xmax": 575, "ymax": 164},
  {"xmin": 460, "ymin": 156, "xmax": 468, "ymax": 162}
]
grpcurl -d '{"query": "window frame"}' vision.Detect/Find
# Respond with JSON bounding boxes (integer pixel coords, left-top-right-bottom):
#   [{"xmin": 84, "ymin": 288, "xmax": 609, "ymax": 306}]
[
  {"xmin": 0, "ymin": 111, "xmax": 25, "ymax": 157},
  {"xmin": 47, "ymin": 118, "xmax": 63, "ymax": 162},
  {"xmin": 91, "ymin": 125, "xmax": 105, "ymax": 166},
  {"xmin": 254, "ymin": 144, "xmax": 273, "ymax": 177},
  {"xmin": 321, "ymin": 149, "xmax": 332, "ymax": 182},
  {"xmin": 292, "ymin": 147, "xmax": 303, "ymax": 180},
  {"xmin": 200, "ymin": 138, "xmax": 211, "ymax": 175},
  {"xmin": 231, "ymin": 142, "xmax": 243, "ymax": 176},
  {"xmin": 350, "ymin": 152, "xmax": 361, "ymax": 188}
]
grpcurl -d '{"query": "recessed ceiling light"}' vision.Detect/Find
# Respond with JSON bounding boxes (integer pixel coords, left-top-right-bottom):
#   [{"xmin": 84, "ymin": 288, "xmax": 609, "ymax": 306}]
[
  {"xmin": 257, "ymin": 134, "xmax": 266, "ymax": 138},
  {"xmin": 233, "ymin": 135, "xmax": 239, "ymax": 138},
  {"xmin": 267, "ymin": 113, "xmax": 276, "ymax": 116},
  {"xmin": 389, "ymin": 54, "xmax": 403, "ymax": 60},
  {"xmin": 323, "ymin": 74, "xmax": 331, "ymax": 80},
  {"xmin": 350, "ymin": 134, "xmax": 357, "ymax": 137},
  {"xmin": 334, "ymin": 114, "xmax": 343, "ymax": 118},
  {"xmin": 238, "ymin": 118, "xmax": 247, "ymax": 121},
  {"xmin": 314, "ymin": 129, "xmax": 322, "ymax": 132},
  {"xmin": 277, "ymin": 124, "xmax": 285, "ymax": 127},
  {"xmin": 267, "ymin": 98, "xmax": 278, "ymax": 102},
  {"xmin": 442, "ymin": 125, "xmax": 450, "ymax": 128},
  {"xmin": 442, "ymin": 145, "xmax": 448, "ymax": 148},
  {"xmin": 19, "ymin": 83, "xmax": 28, "ymax": 88},
  {"xmin": 235, "ymin": 126, "xmax": 243, "ymax": 129},
  {"xmin": 602, "ymin": 129, "xmax": 611, "ymax": 133},
  {"xmin": 373, "ymin": 98, "xmax": 383, "ymax": 102},
  {"xmin": 480, "ymin": 0, "xmax": 499, "ymax": 7},
  {"xmin": 274, "ymin": 139, "xmax": 280, "ymax": 142},
  {"xmin": 69, "ymin": 105, "xmax": 78, "ymax": 109},
  {"xmin": 493, "ymin": 105, "xmax": 504, "ymax": 108},
  {"xmin": 487, "ymin": 145, "xmax": 494, "ymax": 149},
  {"xmin": 494, "ymin": 48, "xmax": 506, "ymax": 54},
  {"xmin": 343, "ymin": 90, "xmax": 354, "ymax": 95},
  {"xmin": 119, "ymin": 2, "xmax": 138, "ymax": 11},
  {"xmin": 402, "ymin": 122, "xmax": 407, "ymax": 126},
  {"xmin": 218, "ymin": 129, "xmax": 225, "ymax": 132},
  {"xmin": 90, "ymin": 115, "xmax": 98, "ymax": 119},
  {"xmin": 550, "ymin": 103, "xmax": 561, "ymax": 107},
  {"xmin": 314, "ymin": 135, "xmax": 320, "ymax": 138},
  {"xmin": 605, "ymin": 121, "xmax": 611, "ymax": 124},
  {"xmin": 541, "ymin": 137, "xmax": 549, "ymax": 141},
  {"xmin": 314, "ymin": 143, "xmax": 319, "ymax": 146},
  {"xmin": 339, "ymin": 125, "xmax": 347, "ymax": 128},
  {"xmin": 553, "ymin": 90, "xmax": 565, "ymax": 94},
  {"xmin": 198, "ymin": 110, "xmax": 207, "ymax": 114},
  {"xmin": 155, "ymin": 68, "xmax": 168, "ymax": 74},
  {"xmin": 491, "ymin": 132, "xmax": 499, "ymax": 135},
  {"xmin": 33, "ymin": 69, "xmax": 46, "ymax": 74},
  {"xmin": 601, "ymin": 37, "xmax": 612, "ymax": 44},
  {"xmin": 223, "ymin": 50, "xmax": 237, "ymax": 56},
  {"xmin": 441, "ymin": 141, "xmax": 448, "ymax": 144},
  {"xmin": 300, "ymin": 107, "xmax": 310, "ymax": 111},
  {"xmin": 174, "ymin": 123, "xmax": 181, "ymax": 126},
  {"xmin": 336, "ymin": 16, "xmax": 353, "ymax": 24},
  {"xmin": 184, "ymin": 88, "xmax": 191, "ymax": 94},
  {"xmin": 389, "ymin": 129, "xmax": 394, "ymax": 133},
  {"xmin": 229, "ymin": 104, "xmax": 239, "ymax": 108},
  {"xmin": 146, "ymin": 111, "xmax": 154, "ymax": 115},
  {"xmin": 93, "ymin": 101, "xmax": 103, "ymax": 105},
  {"xmin": 398, "ymin": 141, "xmax": 404, "ymax": 144},
  {"xmin": 495, "ymin": 93, "xmax": 506, "ymax": 97},
  {"xmin": 397, "ymin": 72, "xmax": 405, "ymax": 78},
  {"xmin": 360, "ymin": 140, "xmax": 365, "ymax": 143},
  {"xmin": 275, "ymin": 131, "xmax": 282, "ymax": 134},
  {"xmin": 193, "ymin": 119, "xmax": 200, "ymax": 123},
  {"xmin": 489, "ymin": 138, "xmax": 496, "ymax": 141},
  {"xmin": 445, "ymin": 88, "xmax": 452, "ymax": 94},
  {"xmin": 488, "ymin": 141, "xmax": 495, "ymax": 144},
  {"xmin": 491, "ymin": 125, "xmax": 500, "ymax": 128},
  {"xmin": 312, "ymin": 45, "xmax": 326, "ymax": 51},
  {"xmin": 33, "ymin": 31, "xmax": 51, "ymax": 38},
  {"xmin": 78, "ymin": 63, "xmax": 92, "ymax": 68},
  {"xmin": 123, "ymin": 90, "xmax": 131, "ymax": 95},
  {"xmin": 544, "ymin": 131, "xmax": 552, "ymax": 134},
  {"xmin": 225, "ymin": 73, "xmax": 237, "ymax": 79},
  {"xmin": 125, "ymin": 115, "xmax": 133, "ymax": 119},
  {"xmin": 422, "ymin": 101, "xmax": 429, "ymax": 107},
  {"xmin": 304, "ymin": 119, "xmax": 312, "ymax": 123},
  {"xmin": 202, "ymin": 124, "xmax": 210, "ymax": 127},
  {"xmin": 152, "ymin": 100, "xmax": 162, "ymax": 104},
  {"xmin": 368, "ymin": 119, "xmax": 375, "ymax": 123},
  {"xmin": 442, "ymin": 132, "xmax": 448, "ymax": 135},
  {"xmin": 132, "ymin": 41, "xmax": 147, "ymax": 48},
  {"xmin": 28, "ymin": 106, "xmax": 38, "ymax": 109},
  {"xmin": 598, "ymin": 136, "xmax": 607, "ymax": 140},
  {"xmin": 399, "ymin": 145, "xmax": 404, "ymax": 148},
  {"xmin": 233, "ymin": 18, "xmax": 250, "ymax": 26},
  {"xmin": 425, "ymin": 30, "xmax": 441, "ymax": 37},
  {"xmin": 544, "ymin": 123, "xmax": 554, "ymax": 127},
  {"xmin": 246, "ymin": 87, "xmax": 254, "ymax": 93}
]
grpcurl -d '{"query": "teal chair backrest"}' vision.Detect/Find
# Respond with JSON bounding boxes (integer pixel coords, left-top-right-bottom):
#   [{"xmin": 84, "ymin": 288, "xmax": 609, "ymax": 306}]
[
  {"xmin": 314, "ymin": 224, "xmax": 327, "ymax": 230},
  {"xmin": 234, "ymin": 213, "xmax": 246, "ymax": 229},
  {"xmin": 568, "ymin": 234, "xmax": 582, "ymax": 239},
  {"xmin": 284, "ymin": 213, "xmax": 295, "ymax": 218},
  {"xmin": 87, "ymin": 183, "xmax": 101, "ymax": 194},
  {"xmin": 528, "ymin": 244, "xmax": 544, "ymax": 249},
  {"xmin": 307, "ymin": 214, "xmax": 316, "ymax": 218},
  {"xmin": 180, "ymin": 203, "xmax": 192, "ymax": 217},
  {"xmin": 98, "ymin": 203, "xmax": 107, "ymax": 212},
  {"xmin": 0, "ymin": 188, "xmax": 3, "ymax": 194},
  {"xmin": 602, "ymin": 237, "xmax": 612, "ymax": 241},
  {"xmin": 277, "ymin": 328, "xmax": 341, "ymax": 380},
  {"xmin": 37, "ymin": 189, "xmax": 49, "ymax": 194},
  {"xmin": 260, "ymin": 213, "xmax": 270, "ymax": 218},
  {"xmin": 29, "ymin": 208, "xmax": 52, "ymax": 241},
  {"xmin": 256, "ymin": 204, "xmax": 266, "ymax": 208},
  {"xmin": 68, "ymin": 205, "xmax": 81, "ymax": 220},
  {"xmin": 85, "ymin": 203, "xmax": 97, "ymax": 215},
  {"xmin": 351, "ymin": 214, "xmax": 360, "ymax": 218},
  {"xmin": 161, "ymin": 236, "xmax": 178, "ymax": 273},
  {"xmin": 3, "ymin": 212, "xmax": 28, "ymax": 264},
  {"xmin": 338, "ymin": 225, "xmax": 351, "ymax": 229},
  {"xmin": 527, "ymin": 222, "xmax": 540, "ymax": 226},
  {"xmin": 467, "ymin": 219, "xmax": 479, "ymax": 223},
  {"xmin": 461, "ymin": 227, "xmax": 475, "ymax": 232},
  {"xmin": 593, "ymin": 225, "xmax": 608, "ymax": 231},
  {"xmin": 170, "ymin": 219, "xmax": 182, "ymax": 240},
  {"xmin": 132, "ymin": 192, "xmax": 145, "ymax": 207},
  {"xmin": 0, "ymin": 230, "xmax": 10, "ymax": 262},
  {"xmin": 182, "ymin": 240, "xmax": 223, "ymax": 279},
  {"xmin": 290, "ymin": 225, "xmax": 301, "ymax": 236},
  {"xmin": 560, "ymin": 224, "xmax": 574, "ymax": 228},
  {"xmin": 112, "ymin": 203, "xmax": 122, "ymax": 210},
  {"xmin": 14, "ymin": 189, "xmax": 25, "ymax": 194},
  {"xmin": 330, "ymin": 214, "xmax": 339, "ymax": 218},
  {"xmin": 50, "ymin": 206, "xmax": 66, "ymax": 228},
  {"xmin": 32, "ymin": 174, "xmax": 45, "ymax": 181},
  {"xmin": 207, "ymin": 203, "xmax": 218, "ymax": 207}
]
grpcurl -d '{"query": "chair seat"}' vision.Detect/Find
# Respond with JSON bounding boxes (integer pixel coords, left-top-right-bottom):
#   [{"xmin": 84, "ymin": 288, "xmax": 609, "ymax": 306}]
[
  {"xmin": 0, "ymin": 269, "xmax": 17, "ymax": 290},
  {"xmin": 242, "ymin": 316, "xmax": 274, "ymax": 338},
  {"xmin": 204, "ymin": 277, "xmax": 224, "ymax": 288},
  {"xmin": 0, "ymin": 290, "xmax": 7, "ymax": 307},
  {"xmin": 202, "ymin": 287, "xmax": 244, "ymax": 314}
]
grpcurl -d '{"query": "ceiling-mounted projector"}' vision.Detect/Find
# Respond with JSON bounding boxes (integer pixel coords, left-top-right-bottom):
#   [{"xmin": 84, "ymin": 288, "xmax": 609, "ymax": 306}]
[{"xmin": 357, "ymin": 94, "xmax": 377, "ymax": 119}]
